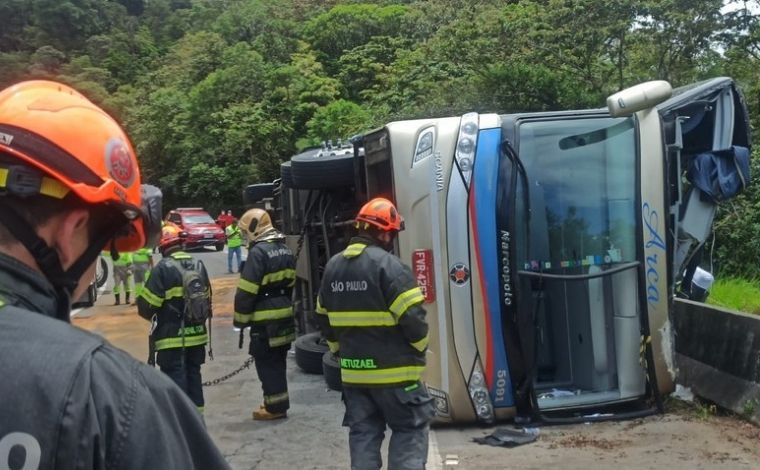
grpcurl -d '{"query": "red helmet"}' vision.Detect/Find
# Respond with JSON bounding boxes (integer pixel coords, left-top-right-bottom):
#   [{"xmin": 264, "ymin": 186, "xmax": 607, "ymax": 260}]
[{"xmin": 355, "ymin": 197, "xmax": 404, "ymax": 232}]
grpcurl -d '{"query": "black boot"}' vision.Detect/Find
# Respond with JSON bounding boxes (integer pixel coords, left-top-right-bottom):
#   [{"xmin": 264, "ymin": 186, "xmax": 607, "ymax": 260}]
[
  {"xmin": 126, "ymin": 293, "xmax": 131, "ymax": 304},
  {"xmin": 114, "ymin": 294, "xmax": 120, "ymax": 306}
]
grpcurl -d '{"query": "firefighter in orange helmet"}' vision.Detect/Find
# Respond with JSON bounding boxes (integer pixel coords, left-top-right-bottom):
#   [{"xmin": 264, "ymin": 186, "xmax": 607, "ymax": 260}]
[
  {"xmin": 316, "ymin": 197, "xmax": 435, "ymax": 470},
  {"xmin": 0, "ymin": 81, "xmax": 228, "ymax": 468}
]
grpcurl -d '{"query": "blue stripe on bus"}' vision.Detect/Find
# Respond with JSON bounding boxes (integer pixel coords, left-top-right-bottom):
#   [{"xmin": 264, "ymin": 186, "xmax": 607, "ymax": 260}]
[{"xmin": 471, "ymin": 127, "xmax": 514, "ymax": 407}]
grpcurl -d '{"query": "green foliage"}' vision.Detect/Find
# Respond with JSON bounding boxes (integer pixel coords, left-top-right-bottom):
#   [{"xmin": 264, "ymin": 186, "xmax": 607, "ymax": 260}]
[
  {"xmin": 302, "ymin": 100, "xmax": 372, "ymax": 148},
  {"xmin": 742, "ymin": 398, "xmax": 758, "ymax": 417},
  {"xmin": 706, "ymin": 278, "xmax": 760, "ymax": 315},
  {"xmin": 713, "ymin": 149, "xmax": 760, "ymax": 279},
  {"xmin": 0, "ymin": 0, "xmax": 758, "ymax": 278},
  {"xmin": 707, "ymin": 277, "xmax": 760, "ymax": 315},
  {"xmin": 695, "ymin": 399, "xmax": 718, "ymax": 421},
  {"xmin": 303, "ymin": 3, "xmax": 415, "ymax": 69}
]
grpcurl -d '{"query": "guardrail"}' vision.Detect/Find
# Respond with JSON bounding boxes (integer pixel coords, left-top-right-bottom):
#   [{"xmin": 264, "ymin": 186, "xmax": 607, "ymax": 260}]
[{"xmin": 673, "ymin": 298, "xmax": 760, "ymax": 424}]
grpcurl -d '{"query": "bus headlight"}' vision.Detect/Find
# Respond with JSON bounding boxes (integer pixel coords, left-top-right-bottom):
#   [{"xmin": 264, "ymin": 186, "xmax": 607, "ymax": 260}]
[
  {"xmin": 455, "ymin": 113, "xmax": 479, "ymax": 186},
  {"xmin": 468, "ymin": 359, "xmax": 494, "ymax": 423}
]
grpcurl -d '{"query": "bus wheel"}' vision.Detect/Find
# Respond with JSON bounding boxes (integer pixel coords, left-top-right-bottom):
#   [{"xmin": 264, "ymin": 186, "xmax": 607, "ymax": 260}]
[
  {"xmin": 294, "ymin": 332, "xmax": 327, "ymax": 374},
  {"xmin": 280, "ymin": 161, "xmax": 295, "ymax": 188},
  {"xmin": 290, "ymin": 148, "xmax": 363, "ymax": 189},
  {"xmin": 243, "ymin": 183, "xmax": 274, "ymax": 206},
  {"xmin": 322, "ymin": 352, "xmax": 342, "ymax": 391}
]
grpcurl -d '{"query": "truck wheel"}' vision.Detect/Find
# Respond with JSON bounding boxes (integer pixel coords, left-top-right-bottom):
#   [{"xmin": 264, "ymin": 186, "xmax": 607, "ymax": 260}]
[
  {"xmin": 290, "ymin": 147, "xmax": 362, "ymax": 189},
  {"xmin": 280, "ymin": 161, "xmax": 295, "ymax": 188},
  {"xmin": 294, "ymin": 332, "xmax": 328, "ymax": 374},
  {"xmin": 243, "ymin": 183, "xmax": 274, "ymax": 205},
  {"xmin": 322, "ymin": 352, "xmax": 342, "ymax": 391},
  {"xmin": 95, "ymin": 256, "xmax": 108, "ymax": 288}
]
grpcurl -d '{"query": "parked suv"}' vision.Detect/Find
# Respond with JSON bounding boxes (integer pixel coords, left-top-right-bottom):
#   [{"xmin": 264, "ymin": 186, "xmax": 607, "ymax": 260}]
[{"xmin": 165, "ymin": 208, "xmax": 226, "ymax": 251}]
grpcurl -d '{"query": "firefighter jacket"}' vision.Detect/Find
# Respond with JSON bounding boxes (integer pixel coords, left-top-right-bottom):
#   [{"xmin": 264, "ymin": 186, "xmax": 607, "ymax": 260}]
[
  {"xmin": 234, "ymin": 237, "xmax": 296, "ymax": 347},
  {"xmin": 0, "ymin": 252, "xmax": 229, "ymax": 469},
  {"xmin": 137, "ymin": 251, "xmax": 209, "ymax": 351},
  {"xmin": 316, "ymin": 236, "xmax": 429, "ymax": 387}
]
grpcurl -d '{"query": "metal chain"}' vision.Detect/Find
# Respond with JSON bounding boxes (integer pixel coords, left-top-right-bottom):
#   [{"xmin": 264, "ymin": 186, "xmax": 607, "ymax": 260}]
[
  {"xmin": 201, "ymin": 356, "xmax": 254, "ymax": 387},
  {"xmin": 202, "ymin": 198, "xmax": 313, "ymax": 388}
]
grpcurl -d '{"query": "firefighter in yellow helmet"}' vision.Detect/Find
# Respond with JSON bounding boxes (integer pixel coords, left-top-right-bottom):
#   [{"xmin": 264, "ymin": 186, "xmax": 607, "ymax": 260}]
[
  {"xmin": 0, "ymin": 80, "xmax": 228, "ymax": 468},
  {"xmin": 233, "ymin": 208, "xmax": 296, "ymax": 420},
  {"xmin": 316, "ymin": 197, "xmax": 434, "ymax": 470}
]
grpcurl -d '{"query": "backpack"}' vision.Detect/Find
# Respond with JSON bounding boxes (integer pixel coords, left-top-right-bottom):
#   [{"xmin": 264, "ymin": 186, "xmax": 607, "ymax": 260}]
[{"xmin": 169, "ymin": 258, "xmax": 211, "ymax": 325}]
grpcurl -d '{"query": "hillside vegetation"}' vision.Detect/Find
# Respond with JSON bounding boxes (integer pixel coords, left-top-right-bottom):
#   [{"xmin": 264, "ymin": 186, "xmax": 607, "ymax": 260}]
[{"xmin": 1, "ymin": 0, "xmax": 759, "ymax": 278}]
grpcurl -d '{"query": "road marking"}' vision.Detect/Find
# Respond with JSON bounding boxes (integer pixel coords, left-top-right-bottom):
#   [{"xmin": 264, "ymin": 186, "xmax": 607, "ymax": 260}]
[{"xmin": 428, "ymin": 429, "xmax": 443, "ymax": 470}]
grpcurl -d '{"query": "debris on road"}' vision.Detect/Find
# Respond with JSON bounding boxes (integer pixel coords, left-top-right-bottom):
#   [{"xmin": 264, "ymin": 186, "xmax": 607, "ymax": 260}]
[{"xmin": 473, "ymin": 427, "xmax": 540, "ymax": 447}]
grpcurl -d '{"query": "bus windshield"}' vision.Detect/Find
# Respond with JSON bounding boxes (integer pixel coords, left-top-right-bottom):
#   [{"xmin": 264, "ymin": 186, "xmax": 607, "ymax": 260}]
[{"xmin": 518, "ymin": 117, "xmax": 637, "ymax": 271}]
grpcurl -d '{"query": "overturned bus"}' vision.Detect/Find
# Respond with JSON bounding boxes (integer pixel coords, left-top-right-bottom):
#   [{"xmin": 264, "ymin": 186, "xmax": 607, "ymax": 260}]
[{"xmin": 252, "ymin": 77, "xmax": 751, "ymax": 424}]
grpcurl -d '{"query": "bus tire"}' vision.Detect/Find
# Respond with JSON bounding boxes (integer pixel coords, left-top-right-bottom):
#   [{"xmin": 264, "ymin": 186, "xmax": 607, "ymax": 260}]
[
  {"xmin": 294, "ymin": 332, "xmax": 327, "ymax": 374},
  {"xmin": 290, "ymin": 148, "xmax": 360, "ymax": 189},
  {"xmin": 243, "ymin": 183, "xmax": 274, "ymax": 205},
  {"xmin": 280, "ymin": 161, "xmax": 295, "ymax": 188},
  {"xmin": 322, "ymin": 352, "xmax": 342, "ymax": 391}
]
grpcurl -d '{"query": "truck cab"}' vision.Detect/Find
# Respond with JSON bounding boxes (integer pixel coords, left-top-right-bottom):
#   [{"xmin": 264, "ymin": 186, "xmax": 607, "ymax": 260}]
[{"xmin": 264, "ymin": 77, "xmax": 751, "ymax": 424}]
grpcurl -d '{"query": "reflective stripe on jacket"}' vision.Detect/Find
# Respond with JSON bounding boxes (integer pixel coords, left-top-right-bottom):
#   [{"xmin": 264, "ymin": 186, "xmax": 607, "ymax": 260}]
[
  {"xmin": 136, "ymin": 251, "xmax": 209, "ymax": 350},
  {"xmin": 316, "ymin": 236, "xmax": 428, "ymax": 387},
  {"xmin": 234, "ymin": 239, "xmax": 296, "ymax": 346}
]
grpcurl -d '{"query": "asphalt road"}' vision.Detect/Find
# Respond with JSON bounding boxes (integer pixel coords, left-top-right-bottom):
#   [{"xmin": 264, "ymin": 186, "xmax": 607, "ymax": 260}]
[{"xmin": 75, "ymin": 249, "xmax": 760, "ymax": 470}]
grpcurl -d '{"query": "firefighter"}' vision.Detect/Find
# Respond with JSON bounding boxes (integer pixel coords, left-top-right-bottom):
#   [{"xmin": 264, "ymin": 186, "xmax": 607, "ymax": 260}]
[
  {"xmin": 137, "ymin": 225, "xmax": 212, "ymax": 414},
  {"xmin": 316, "ymin": 197, "xmax": 435, "ymax": 470},
  {"xmin": 0, "ymin": 80, "xmax": 228, "ymax": 468},
  {"xmin": 132, "ymin": 246, "xmax": 154, "ymax": 296},
  {"xmin": 234, "ymin": 208, "xmax": 296, "ymax": 420},
  {"xmin": 112, "ymin": 249, "xmax": 133, "ymax": 305},
  {"xmin": 225, "ymin": 217, "xmax": 243, "ymax": 273}
]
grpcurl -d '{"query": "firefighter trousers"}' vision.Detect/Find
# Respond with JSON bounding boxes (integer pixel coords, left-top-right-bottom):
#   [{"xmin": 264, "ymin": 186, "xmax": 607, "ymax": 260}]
[
  {"xmin": 249, "ymin": 326, "xmax": 290, "ymax": 413},
  {"xmin": 342, "ymin": 382, "xmax": 436, "ymax": 470},
  {"xmin": 157, "ymin": 346, "xmax": 206, "ymax": 411}
]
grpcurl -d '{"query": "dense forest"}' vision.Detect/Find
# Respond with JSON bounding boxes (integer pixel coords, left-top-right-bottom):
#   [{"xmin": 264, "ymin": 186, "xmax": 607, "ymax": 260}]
[{"xmin": 1, "ymin": 0, "xmax": 759, "ymax": 278}]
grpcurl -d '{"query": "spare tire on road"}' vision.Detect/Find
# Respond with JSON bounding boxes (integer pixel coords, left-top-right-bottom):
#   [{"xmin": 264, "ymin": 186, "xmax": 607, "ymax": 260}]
[
  {"xmin": 294, "ymin": 332, "xmax": 328, "ymax": 374},
  {"xmin": 290, "ymin": 147, "xmax": 362, "ymax": 189},
  {"xmin": 322, "ymin": 351, "xmax": 342, "ymax": 391}
]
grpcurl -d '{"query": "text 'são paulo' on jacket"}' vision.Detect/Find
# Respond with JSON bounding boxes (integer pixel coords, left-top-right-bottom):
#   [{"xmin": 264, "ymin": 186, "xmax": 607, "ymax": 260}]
[{"xmin": 317, "ymin": 236, "xmax": 429, "ymax": 387}]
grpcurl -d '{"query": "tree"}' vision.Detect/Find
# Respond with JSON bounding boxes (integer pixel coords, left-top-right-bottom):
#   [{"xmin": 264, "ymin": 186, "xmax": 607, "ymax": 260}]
[
  {"xmin": 303, "ymin": 3, "xmax": 416, "ymax": 70},
  {"xmin": 302, "ymin": 99, "xmax": 372, "ymax": 148}
]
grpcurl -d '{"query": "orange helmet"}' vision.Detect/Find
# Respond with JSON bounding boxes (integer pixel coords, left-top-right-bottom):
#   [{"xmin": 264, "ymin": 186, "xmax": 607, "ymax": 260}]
[
  {"xmin": 0, "ymin": 80, "xmax": 162, "ymax": 313},
  {"xmin": 355, "ymin": 197, "xmax": 404, "ymax": 232},
  {"xmin": 0, "ymin": 80, "xmax": 161, "ymax": 252}
]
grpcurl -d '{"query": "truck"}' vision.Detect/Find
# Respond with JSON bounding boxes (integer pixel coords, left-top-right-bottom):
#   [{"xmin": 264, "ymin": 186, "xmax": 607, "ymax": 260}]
[{"xmin": 246, "ymin": 77, "xmax": 751, "ymax": 424}]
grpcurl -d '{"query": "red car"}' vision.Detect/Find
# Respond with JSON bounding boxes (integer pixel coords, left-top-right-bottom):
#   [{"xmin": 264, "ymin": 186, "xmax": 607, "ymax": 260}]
[{"xmin": 165, "ymin": 208, "xmax": 226, "ymax": 251}]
